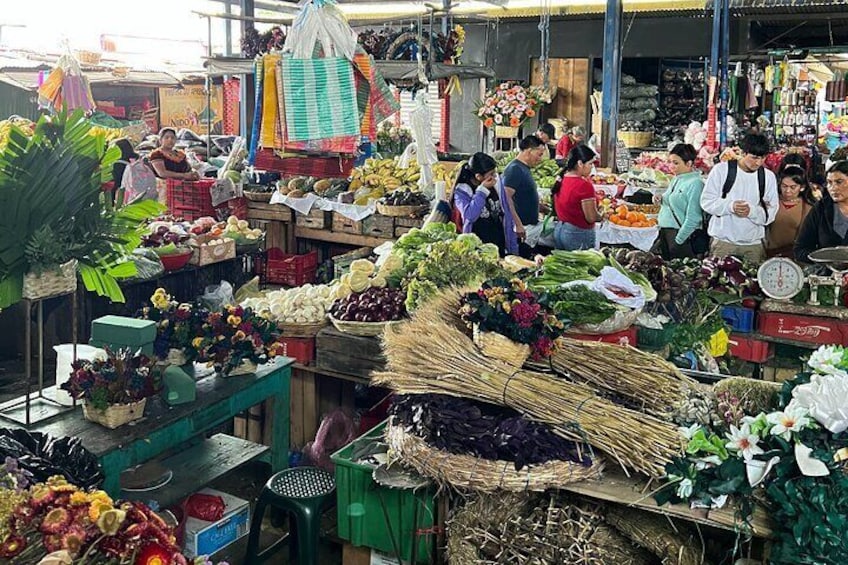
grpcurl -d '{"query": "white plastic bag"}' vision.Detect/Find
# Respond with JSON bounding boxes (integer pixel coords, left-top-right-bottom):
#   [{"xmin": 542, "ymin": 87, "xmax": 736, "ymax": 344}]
[
  {"xmin": 525, "ymin": 217, "xmax": 556, "ymax": 248},
  {"xmin": 591, "ymin": 266, "xmax": 646, "ymax": 310},
  {"xmin": 201, "ymin": 281, "xmax": 235, "ymax": 311},
  {"xmin": 120, "ymin": 159, "xmax": 157, "ymax": 203},
  {"xmin": 410, "ymin": 95, "xmax": 438, "ymax": 195},
  {"xmin": 284, "ymin": 0, "xmax": 358, "ymax": 60}
]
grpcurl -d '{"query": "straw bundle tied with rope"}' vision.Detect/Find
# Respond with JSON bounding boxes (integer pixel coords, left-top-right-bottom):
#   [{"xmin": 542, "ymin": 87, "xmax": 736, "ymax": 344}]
[
  {"xmin": 385, "ymin": 420, "xmax": 605, "ymax": 492},
  {"xmin": 549, "ymin": 339, "xmax": 698, "ymax": 418},
  {"xmin": 605, "ymin": 505, "xmax": 705, "ymax": 565},
  {"xmin": 374, "ymin": 289, "xmax": 685, "ymax": 478}
]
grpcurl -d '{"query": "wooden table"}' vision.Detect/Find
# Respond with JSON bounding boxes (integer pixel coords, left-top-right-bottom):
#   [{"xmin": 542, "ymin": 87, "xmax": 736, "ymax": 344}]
[{"xmin": 19, "ymin": 358, "xmax": 292, "ymax": 506}]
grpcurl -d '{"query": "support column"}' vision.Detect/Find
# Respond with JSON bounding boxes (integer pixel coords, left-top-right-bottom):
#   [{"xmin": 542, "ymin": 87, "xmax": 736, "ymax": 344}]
[
  {"xmin": 720, "ymin": 0, "xmax": 730, "ymax": 148},
  {"xmin": 707, "ymin": 0, "xmax": 721, "ymax": 150},
  {"xmin": 600, "ymin": 0, "xmax": 623, "ymax": 170},
  {"xmin": 240, "ymin": 0, "xmax": 255, "ymax": 139}
]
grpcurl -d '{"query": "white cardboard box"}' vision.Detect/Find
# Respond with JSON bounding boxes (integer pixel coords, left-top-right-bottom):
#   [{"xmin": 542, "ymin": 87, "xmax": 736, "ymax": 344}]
[{"xmin": 183, "ymin": 488, "xmax": 250, "ymax": 558}]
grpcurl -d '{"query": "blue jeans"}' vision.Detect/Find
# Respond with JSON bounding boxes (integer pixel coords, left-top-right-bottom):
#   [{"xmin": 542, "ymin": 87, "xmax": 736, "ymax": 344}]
[{"xmin": 555, "ymin": 222, "xmax": 595, "ymax": 250}]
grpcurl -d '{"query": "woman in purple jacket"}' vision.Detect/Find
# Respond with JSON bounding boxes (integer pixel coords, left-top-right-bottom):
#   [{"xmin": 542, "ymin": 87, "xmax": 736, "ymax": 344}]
[{"xmin": 452, "ymin": 152, "xmax": 510, "ymax": 255}]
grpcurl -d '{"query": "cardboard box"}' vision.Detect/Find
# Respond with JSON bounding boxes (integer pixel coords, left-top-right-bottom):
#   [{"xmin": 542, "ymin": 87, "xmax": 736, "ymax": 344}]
[
  {"xmin": 342, "ymin": 543, "xmax": 403, "ymax": 565},
  {"xmin": 190, "ymin": 234, "xmax": 236, "ymax": 266},
  {"xmin": 90, "ymin": 315, "xmax": 155, "ymax": 356},
  {"xmin": 757, "ymin": 312, "xmax": 848, "ymax": 346},
  {"xmin": 183, "ymin": 488, "xmax": 250, "ymax": 558}
]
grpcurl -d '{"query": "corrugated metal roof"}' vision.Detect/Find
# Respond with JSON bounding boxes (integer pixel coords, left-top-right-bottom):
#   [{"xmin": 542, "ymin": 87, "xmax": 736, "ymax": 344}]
[
  {"xmin": 0, "ymin": 70, "xmax": 182, "ymax": 91},
  {"xmin": 728, "ymin": 0, "xmax": 848, "ymax": 7},
  {"xmin": 472, "ymin": 0, "xmax": 707, "ymax": 18}
]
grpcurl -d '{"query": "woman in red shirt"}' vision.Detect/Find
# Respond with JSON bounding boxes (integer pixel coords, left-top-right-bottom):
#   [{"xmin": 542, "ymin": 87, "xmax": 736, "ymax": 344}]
[
  {"xmin": 554, "ymin": 126, "xmax": 586, "ymax": 161},
  {"xmin": 553, "ymin": 145, "xmax": 602, "ymax": 250}
]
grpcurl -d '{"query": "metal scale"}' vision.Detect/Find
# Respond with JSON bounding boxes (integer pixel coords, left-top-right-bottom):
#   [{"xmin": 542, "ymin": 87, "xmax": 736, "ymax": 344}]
[{"xmin": 757, "ymin": 248, "xmax": 848, "ymax": 308}]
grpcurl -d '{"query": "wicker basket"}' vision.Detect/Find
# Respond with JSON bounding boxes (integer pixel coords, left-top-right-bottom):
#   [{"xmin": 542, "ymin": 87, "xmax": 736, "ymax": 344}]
[
  {"xmin": 385, "ymin": 422, "xmax": 604, "ymax": 492},
  {"xmin": 22, "ymin": 260, "xmax": 78, "ymax": 301},
  {"xmin": 224, "ymin": 359, "xmax": 258, "ymax": 377},
  {"xmin": 329, "ymin": 315, "xmax": 403, "ymax": 337},
  {"xmin": 618, "ymin": 131, "xmax": 654, "ymax": 149},
  {"xmin": 494, "ymin": 125, "xmax": 519, "ymax": 139},
  {"xmin": 75, "ymin": 50, "xmax": 102, "ymax": 65},
  {"xmin": 376, "ymin": 203, "xmax": 430, "ymax": 217},
  {"xmin": 278, "ymin": 320, "xmax": 327, "ymax": 337},
  {"xmin": 244, "ymin": 191, "xmax": 273, "ymax": 202},
  {"xmin": 83, "ymin": 398, "xmax": 147, "ymax": 429},
  {"xmin": 472, "ymin": 324, "xmax": 530, "ymax": 367}
]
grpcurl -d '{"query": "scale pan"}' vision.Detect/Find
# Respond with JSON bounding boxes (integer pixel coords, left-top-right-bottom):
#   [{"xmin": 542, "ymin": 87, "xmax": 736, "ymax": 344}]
[{"xmin": 808, "ymin": 247, "xmax": 848, "ymax": 270}]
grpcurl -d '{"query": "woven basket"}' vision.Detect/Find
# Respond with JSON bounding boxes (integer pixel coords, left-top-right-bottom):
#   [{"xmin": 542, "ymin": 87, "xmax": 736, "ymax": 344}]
[
  {"xmin": 83, "ymin": 398, "xmax": 147, "ymax": 429},
  {"xmin": 376, "ymin": 203, "xmax": 429, "ymax": 217},
  {"xmin": 618, "ymin": 131, "xmax": 653, "ymax": 149},
  {"xmin": 385, "ymin": 422, "xmax": 604, "ymax": 492},
  {"xmin": 494, "ymin": 125, "xmax": 519, "ymax": 139},
  {"xmin": 22, "ymin": 260, "xmax": 78, "ymax": 301},
  {"xmin": 472, "ymin": 325, "xmax": 530, "ymax": 367},
  {"xmin": 226, "ymin": 359, "xmax": 258, "ymax": 377},
  {"xmin": 75, "ymin": 50, "xmax": 102, "ymax": 65},
  {"xmin": 244, "ymin": 191, "xmax": 273, "ymax": 202},
  {"xmin": 329, "ymin": 315, "xmax": 403, "ymax": 337},
  {"xmin": 278, "ymin": 320, "xmax": 327, "ymax": 337}
]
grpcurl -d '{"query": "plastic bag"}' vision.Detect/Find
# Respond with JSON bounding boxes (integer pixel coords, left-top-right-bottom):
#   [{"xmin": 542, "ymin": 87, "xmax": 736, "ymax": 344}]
[
  {"xmin": 525, "ymin": 217, "xmax": 556, "ymax": 248},
  {"xmin": 304, "ymin": 409, "xmax": 358, "ymax": 471},
  {"xmin": 0, "ymin": 429, "xmax": 103, "ymax": 489},
  {"xmin": 235, "ymin": 276, "xmax": 263, "ymax": 304},
  {"xmin": 120, "ymin": 159, "xmax": 157, "ymax": 203},
  {"xmin": 130, "ymin": 248, "xmax": 165, "ymax": 281},
  {"xmin": 283, "ymin": 1, "xmax": 358, "ymax": 60},
  {"xmin": 185, "ymin": 493, "xmax": 225, "ymax": 521},
  {"xmin": 201, "ymin": 281, "xmax": 235, "ymax": 311},
  {"xmin": 591, "ymin": 266, "xmax": 646, "ymax": 310},
  {"xmin": 790, "ymin": 375, "xmax": 848, "ymax": 434}
]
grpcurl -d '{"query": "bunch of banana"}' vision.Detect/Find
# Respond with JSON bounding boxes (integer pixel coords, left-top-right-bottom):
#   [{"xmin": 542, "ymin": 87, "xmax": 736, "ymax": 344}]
[
  {"xmin": 89, "ymin": 125, "xmax": 127, "ymax": 143},
  {"xmin": 0, "ymin": 118, "xmax": 35, "ymax": 151},
  {"xmin": 433, "ymin": 162, "xmax": 460, "ymax": 186},
  {"xmin": 348, "ymin": 157, "xmax": 421, "ymax": 194}
]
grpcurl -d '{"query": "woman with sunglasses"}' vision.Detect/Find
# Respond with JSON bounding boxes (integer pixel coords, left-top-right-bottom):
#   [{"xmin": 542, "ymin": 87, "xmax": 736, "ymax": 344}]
[
  {"xmin": 795, "ymin": 161, "xmax": 848, "ymax": 263},
  {"xmin": 765, "ymin": 165, "xmax": 816, "ymax": 258}
]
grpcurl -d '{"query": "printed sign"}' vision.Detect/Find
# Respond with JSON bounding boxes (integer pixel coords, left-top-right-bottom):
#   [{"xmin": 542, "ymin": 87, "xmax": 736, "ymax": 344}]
[{"xmin": 158, "ymin": 85, "xmax": 224, "ymax": 134}]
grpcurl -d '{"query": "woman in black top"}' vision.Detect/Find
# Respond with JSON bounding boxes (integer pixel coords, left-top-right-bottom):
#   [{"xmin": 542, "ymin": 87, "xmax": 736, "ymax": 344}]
[{"xmin": 795, "ymin": 161, "xmax": 848, "ymax": 263}]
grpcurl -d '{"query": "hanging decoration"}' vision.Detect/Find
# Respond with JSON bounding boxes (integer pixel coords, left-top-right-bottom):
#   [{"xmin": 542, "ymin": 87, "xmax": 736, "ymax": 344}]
[{"xmin": 37, "ymin": 53, "xmax": 96, "ymax": 113}]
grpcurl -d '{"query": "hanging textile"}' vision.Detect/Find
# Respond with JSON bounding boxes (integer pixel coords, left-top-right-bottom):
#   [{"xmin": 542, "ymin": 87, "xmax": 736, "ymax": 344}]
[
  {"xmin": 37, "ymin": 53, "xmax": 95, "ymax": 112},
  {"xmin": 260, "ymin": 54, "xmax": 282, "ymax": 148},
  {"xmin": 223, "ymin": 78, "xmax": 241, "ymax": 135},
  {"xmin": 247, "ymin": 57, "xmax": 265, "ymax": 164}
]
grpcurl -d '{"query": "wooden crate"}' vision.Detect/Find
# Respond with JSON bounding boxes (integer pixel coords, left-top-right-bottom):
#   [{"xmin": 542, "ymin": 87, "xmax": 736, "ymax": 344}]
[
  {"xmin": 394, "ymin": 216, "xmax": 424, "ymax": 238},
  {"xmin": 332, "ymin": 246, "xmax": 373, "ymax": 279},
  {"xmin": 295, "ymin": 209, "xmax": 331, "ymax": 229},
  {"xmin": 332, "ymin": 212, "xmax": 363, "ymax": 235},
  {"xmin": 246, "ymin": 201, "xmax": 292, "ymax": 222},
  {"xmin": 362, "ymin": 214, "xmax": 395, "ymax": 238},
  {"xmin": 316, "ymin": 327, "xmax": 385, "ymax": 380},
  {"xmin": 190, "ymin": 234, "xmax": 236, "ymax": 266}
]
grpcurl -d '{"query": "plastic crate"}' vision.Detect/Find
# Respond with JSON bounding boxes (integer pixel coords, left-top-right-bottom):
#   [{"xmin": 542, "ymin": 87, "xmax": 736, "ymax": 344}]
[
  {"xmin": 636, "ymin": 324, "xmax": 676, "ymax": 349},
  {"xmin": 728, "ymin": 334, "xmax": 773, "ymax": 363},
  {"xmin": 331, "ymin": 421, "xmax": 435, "ymax": 563},
  {"xmin": 257, "ymin": 249, "xmax": 319, "ymax": 287},
  {"xmin": 277, "ymin": 337, "xmax": 315, "ymax": 365},
  {"xmin": 721, "ymin": 306, "xmax": 756, "ymax": 334},
  {"xmin": 166, "ymin": 179, "xmax": 216, "ymax": 220},
  {"xmin": 332, "ymin": 247, "xmax": 373, "ymax": 280}
]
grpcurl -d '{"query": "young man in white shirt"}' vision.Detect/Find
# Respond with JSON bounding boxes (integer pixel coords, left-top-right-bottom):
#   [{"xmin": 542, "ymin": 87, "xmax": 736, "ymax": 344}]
[{"xmin": 700, "ymin": 132, "xmax": 779, "ymax": 263}]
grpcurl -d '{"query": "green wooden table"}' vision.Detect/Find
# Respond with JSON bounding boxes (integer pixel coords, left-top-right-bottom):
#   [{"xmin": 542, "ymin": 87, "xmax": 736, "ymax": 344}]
[{"xmin": 20, "ymin": 358, "xmax": 292, "ymax": 501}]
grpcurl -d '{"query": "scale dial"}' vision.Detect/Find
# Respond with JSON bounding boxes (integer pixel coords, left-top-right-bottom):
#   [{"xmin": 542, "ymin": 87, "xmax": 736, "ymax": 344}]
[{"xmin": 757, "ymin": 257, "xmax": 805, "ymax": 300}]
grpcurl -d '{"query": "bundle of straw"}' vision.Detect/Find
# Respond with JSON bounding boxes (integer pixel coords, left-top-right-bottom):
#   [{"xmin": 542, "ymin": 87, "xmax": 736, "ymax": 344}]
[
  {"xmin": 375, "ymin": 310, "xmax": 684, "ymax": 478},
  {"xmin": 549, "ymin": 339, "xmax": 697, "ymax": 418},
  {"xmin": 605, "ymin": 505, "xmax": 705, "ymax": 565},
  {"xmin": 385, "ymin": 421, "xmax": 605, "ymax": 492}
]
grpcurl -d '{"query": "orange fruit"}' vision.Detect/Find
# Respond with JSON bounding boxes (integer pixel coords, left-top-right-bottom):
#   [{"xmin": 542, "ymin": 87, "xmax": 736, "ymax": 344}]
[
  {"xmin": 619, "ymin": 220, "xmax": 631, "ymax": 227},
  {"xmin": 626, "ymin": 212, "xmax": 638, "ymax": 222},
  {"xmin": 616, "ymin": 205, "xmax": 628, "ymax": 217}
]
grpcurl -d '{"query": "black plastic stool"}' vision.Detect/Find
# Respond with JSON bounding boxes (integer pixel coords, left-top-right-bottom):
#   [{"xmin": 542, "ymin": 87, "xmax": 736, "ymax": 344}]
[{"xmin": 244, "ymin": 466, "xmax": 336, "ymax": 565}]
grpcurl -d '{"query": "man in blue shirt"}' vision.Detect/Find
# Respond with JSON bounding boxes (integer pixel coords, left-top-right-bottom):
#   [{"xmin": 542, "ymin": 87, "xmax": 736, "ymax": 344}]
[{"xmin": 503, "ymin": 135, "xmax": 547, "ymax": 256}]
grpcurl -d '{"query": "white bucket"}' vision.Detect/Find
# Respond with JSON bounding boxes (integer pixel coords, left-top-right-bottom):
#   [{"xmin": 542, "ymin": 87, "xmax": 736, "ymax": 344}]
[{"xmin": 53, "ymin": 344, "xmax": 105, "ymax": 406}]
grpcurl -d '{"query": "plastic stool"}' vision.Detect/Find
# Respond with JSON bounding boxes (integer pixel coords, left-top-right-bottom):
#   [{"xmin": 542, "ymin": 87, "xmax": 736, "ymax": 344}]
[{"xmin": 244, "ymin": 466, "xmax": 336, "ymax": 565}]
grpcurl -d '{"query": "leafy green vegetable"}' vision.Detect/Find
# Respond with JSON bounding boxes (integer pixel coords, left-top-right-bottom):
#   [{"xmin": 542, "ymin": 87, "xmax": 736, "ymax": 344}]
[
  {"xmin": 549, "ymin": 285, "xmax": 616, "ymax": 326},
  {"xmin": 530, "ymin": 250, "xmax": 607, "ymax": 290}
]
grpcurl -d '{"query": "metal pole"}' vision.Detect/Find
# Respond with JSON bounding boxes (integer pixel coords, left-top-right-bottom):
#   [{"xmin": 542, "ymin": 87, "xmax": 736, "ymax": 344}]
[
  {"xmin": 720, "ymin": 0, "xmax": 730, "ymax": 148},
  {"xmin": 224, "ymin": 0, "xmax": 233, "ymax": 56},
  {"xmin": 707, "ymin": 0, "xmax": 721, "ymax": 150},
  {"xmin": 600, "ymin": 0, "xmax": 623, "ymax": 170},
  {"xmin": 240, "ymin": 0, "xmax": 255, "ymax": 139},
  {"xmin": 207, "ymin": 15, "xmax": 214, "ymax": 143}
]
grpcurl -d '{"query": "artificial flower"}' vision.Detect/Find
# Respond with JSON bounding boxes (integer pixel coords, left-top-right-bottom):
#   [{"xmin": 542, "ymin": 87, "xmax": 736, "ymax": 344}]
[
  {"xmin": 789, "ymin": 376, "xmax": 848, "ymax": 434},
  {"xmin": 484, "ymin": 118, "xmax": 494, "ymax": 128},
  {"xmin": 675, "ymin": 477, "xmax": 694, "ymax": 499},
  {"xmin": 0, "ymin": 533, "xmax": 26, "ymax": 558},
  {"xmin": 60, "ymin": 525, "xmax": 87, "ymax": 556},
  {"xmin": 36, "ymin": 550, "xmax": 73, "ymax": 565},
  {"xmin": 678, "ymin": 423, "xmax": 701, "ymax": 441},
  {"xmin": 509, "ymin": 117, "xmax": 521, "ymax": 127},
  {"xmin": 806, "ymin": 345, "xmax": 847, "ymax": 378},
  {"xmin": 766, "ymin": 406, "xmax": 811, "ymax": 441},
  {"xmin": 526, "ymin": 108, "xmax": 536, "ymax": 118},
  {"xmin": 494, "ymin": 114, "xmax": 503, "ymax": 124},
  {"xmin": 96, "ymin": 508, "xmax": 126, "ymax": 535},
  {"xmin": 89, "ymin": 499, "xmax": 113, "ymax": 523},
  {"xmin": 137, "ymin": 543, "xmax": 173, "ymax": 565},
  {"xmin": 30, "ymin": 483, "xmax": 56, "ymax": 507},
  {"xmin": 40, "ymin": 507, "xmax": 71, "ymax": 534},
  {"xmin": 725, "ymin": 423, "xmax": 764, "ymax": 460},
  {"xmin": 69, "ymin": 491, "xmax": 88, "ymax": 506}
]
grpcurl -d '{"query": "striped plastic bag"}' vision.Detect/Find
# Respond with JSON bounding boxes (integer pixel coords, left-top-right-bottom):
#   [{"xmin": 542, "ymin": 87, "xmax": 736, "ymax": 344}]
[{"xmin": 281, "ymin": 56, "xmax": 359, "ymax": 141}]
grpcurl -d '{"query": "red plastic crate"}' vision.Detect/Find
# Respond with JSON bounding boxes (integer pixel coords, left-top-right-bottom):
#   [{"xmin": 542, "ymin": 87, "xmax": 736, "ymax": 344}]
[
  {"xmin": 254, "ymin": 149, "xmax": 354, "ymax": 178},
  {"xmin": 567, "ymin": 326, "xmax": 637, "ymax": 347},
  {"xmin": 728, "ymin": 334, "xmax": 773, "ymax": 363},
  {"xmin": 166, "ymin": 179, "xmax": 216, "ymax": 220},
  {"xmin": 278, "ymin": 337, "xmax": 315, "ymax": 365},
  {"xmin": 757, "ymin": 312, "xmax": 848, "ymax": 346},
  {"xmin": 258, "ymin": 249, "xmax": 319, "ymax": 286}
]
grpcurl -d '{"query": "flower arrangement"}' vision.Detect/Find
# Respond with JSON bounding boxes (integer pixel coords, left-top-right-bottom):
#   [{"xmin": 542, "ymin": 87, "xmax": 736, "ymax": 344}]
[
  {"xmin": 61, "ymin": 349, "xmax": 158, "ymax": 411},
  {"xmin": 460, "ymin": 278, "xmax": 567, "ymax": 360},
  {"xmin": 476, "ymin": 82, "xmax": 552, "ymax": 130},
  {"xmin": 138, "ymin": 288, "xmax": 209, "ymax": 364},
  {"xmin": 193, "ymin": 304, "xmax": 283, "ymax": 376},
  {"xmin": 375, "ymin": 122, "xmax": 413, "ymax": 156},
  {"xmin": 656, "ymin": 344, "xmax": 848, "ymax": 563}
]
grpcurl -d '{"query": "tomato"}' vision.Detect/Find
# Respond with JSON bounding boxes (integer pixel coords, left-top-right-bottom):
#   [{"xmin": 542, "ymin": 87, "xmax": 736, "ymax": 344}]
[{"xmin": 741, "ymin": 297, "xmax": 758, "ymax": 309}]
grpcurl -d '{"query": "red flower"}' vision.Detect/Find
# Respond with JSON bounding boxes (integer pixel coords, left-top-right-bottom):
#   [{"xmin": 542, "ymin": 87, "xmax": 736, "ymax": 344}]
[
  {"xmin": 171, "ymin": 552, "xmax": 188, "ymax": 565},
  {"xmin": 0, "ymin": 534, "xmax": 27, "ymax": 558},
  {"xmin": 30, "ymin": 484, "xmax": 56, "ymax": 508},
  {"xmin": 136, "ymin": 543, "xmax": 173, "ymax": 565},
  {"xmin": 42, "ymin": 533, "xmax": 63, "ymax": 553},
  {"xmin": 13, "ymin": 503, "xmax": 37, "ymax": 526},
  {"xmin": 40, "ymin": 507, "xmax": 72, "ymax": 534},
  {"xmin": 98, "ymin": 535, "xmax": 126, "ymax": 557},
  {"xmin": 61, "ymin": 525, "xmax": 88, "ymax": 556},
  {"xmin": 240, "ymin": 321, "xmax": 254, "ymax": 334},
  {"xmin": 510, "ymin": 302, "xmax": 541, "ymax": 328}
]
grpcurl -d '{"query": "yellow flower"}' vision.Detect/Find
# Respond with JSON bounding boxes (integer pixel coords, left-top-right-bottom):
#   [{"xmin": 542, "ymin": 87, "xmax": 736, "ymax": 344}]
[
  {"xmin": 227, "ymin": 315, "xmax": 242, "ymax": 327},
  {"xmin": 154, "ymin": 288, "xmax": 167, "ymax": 296},
  {"xmin": 96, "ymin": 508, "xmax": 126, "ymax": 536},
  {"xmin": 233, "ymin": 330, "xmax": 246, "ymax": 341},
  {"xmin": 69, "ymin": 492, "xmax": 88, "ymax": 506},
  {"xmin": 192, "ymin": 337, "xmax": 204, "ymax": 349},
  {"xmin": 88, "ymin": 490, "xmax": 112, "ymax": 505},
  {"xmin": 502, "ymin": 302, "xmax": 511, "ymax": 314},
  {"xmin": 88, "ymin": 500, "xmax": 113, "ymax": 522}
]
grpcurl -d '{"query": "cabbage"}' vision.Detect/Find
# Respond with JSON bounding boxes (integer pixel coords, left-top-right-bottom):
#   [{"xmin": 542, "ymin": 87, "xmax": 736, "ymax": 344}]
[{"xmin": 479, "ymin": 243, "xmax": 500, "ymax": 263}]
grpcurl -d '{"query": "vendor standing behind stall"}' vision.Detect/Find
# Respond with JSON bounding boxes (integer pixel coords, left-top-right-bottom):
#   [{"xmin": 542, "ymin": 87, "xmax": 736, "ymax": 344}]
[
  {"xmin": 654, "ymin": 144, "xmax": 706, "ymax": 259},
  {"xmin": 503, "ymin": 135, "xmax": 547, "ymax": 257},
  {"xmin": 452, "ymin": 152, "xmax": 508, "ymax": 254},
  {"xmin": 700, "ymin": 132, "xmax": 778, "ymax": 263},
  {"xmin": 766, "ymin": 165, "xmax": 815, "ymax": 259},
  {"xmin": 535, "ymin": 123, "xmax": 557, "ymax": 160},
  {"xmin": 795, "ymin": 161, "xmax": 848, "ymax": 263},
  {"xmin": 553, "ymin": 145, "xmax": 602, "ymax": 250},
  {"xmin": 148, "ymin": 128, "xmax": 200, "ymax": 180},
  {"xmin": 555, "ymin": 126, "xmax": 586, "ymax": 161}
]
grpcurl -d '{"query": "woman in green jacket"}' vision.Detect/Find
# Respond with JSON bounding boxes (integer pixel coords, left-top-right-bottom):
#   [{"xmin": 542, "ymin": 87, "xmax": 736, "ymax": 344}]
[{"xmin": 653, "ymin": 144, "xmax": 706, "ymax": 259}]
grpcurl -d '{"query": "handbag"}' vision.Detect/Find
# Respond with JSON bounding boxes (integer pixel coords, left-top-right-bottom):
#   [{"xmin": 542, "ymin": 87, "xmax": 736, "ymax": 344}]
[{"xmin": 666, "ymin": 179, "xmax": 709, "ymax": 255}]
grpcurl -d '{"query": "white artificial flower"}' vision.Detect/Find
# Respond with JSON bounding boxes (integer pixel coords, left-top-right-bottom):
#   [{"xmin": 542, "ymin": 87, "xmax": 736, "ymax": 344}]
[
  {"xmin": 767, "ymin": 406, "xmax": 812, "ymax": 441},
  {"xmin": 679, "ymin": 423, "xmax": 701, "ymax": 440},
  {"xmin": 791, "ymin": 377, "xmax": 848, "ymax": 434},
  {"xmin": 725, "ymin": 424, "xmax": 765, "ymax": 460},
  {"xmin": 806, "ymin": 345, "xmax": 847, "ymax": 378},
  {"xmin": 694, "ymin": 455, "xmax": 723, "ymax": 470},
  {"xmin": 676, "ymin": 477, "xmax": 694, "ymax": 499}
]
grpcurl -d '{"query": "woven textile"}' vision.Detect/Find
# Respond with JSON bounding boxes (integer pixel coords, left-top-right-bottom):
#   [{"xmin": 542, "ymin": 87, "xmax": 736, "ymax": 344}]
[
  {"xmin": 260, "ymin": 54, "xmax": 282, "ymax": 148},
  {"xmin": 281, "ymin": 56, "xmax": 359, "ymax": 141}
]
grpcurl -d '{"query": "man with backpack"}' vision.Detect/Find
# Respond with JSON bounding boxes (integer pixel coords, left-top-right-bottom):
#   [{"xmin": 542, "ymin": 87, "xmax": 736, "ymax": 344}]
[{"xmin": 700, "ymin": 132, "xmax": 778, "ymax": 263}]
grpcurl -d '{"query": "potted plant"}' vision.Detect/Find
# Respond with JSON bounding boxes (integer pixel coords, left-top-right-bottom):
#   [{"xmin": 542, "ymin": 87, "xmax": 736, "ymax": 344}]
[
  {"xmin": 476, "ymin": 82, "xmax": 552, "ymax": 139},
  {"xmin": 193, "ymin": 304, "xmax": 283, "ymax": 376},
  {"xmin": 460, "ymin": 277, "xmax": 567, "ymax": 366},
  {"xmin": 0, "ymin": 109, "xmax": 163, "ymax": 308},
  {"xmin": 138, "ymin": 288, "xmax": 208, "ymax": 366},
  {"xmin": 61, "ymin": 349, "xmax": 159, "ymax": 429}
]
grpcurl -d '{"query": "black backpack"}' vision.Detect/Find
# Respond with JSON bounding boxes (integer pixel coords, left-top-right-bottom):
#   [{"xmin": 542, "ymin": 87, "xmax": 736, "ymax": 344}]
[{"xmin": 719, "ymin": 160, "xmax": 768, "ymax": 217}]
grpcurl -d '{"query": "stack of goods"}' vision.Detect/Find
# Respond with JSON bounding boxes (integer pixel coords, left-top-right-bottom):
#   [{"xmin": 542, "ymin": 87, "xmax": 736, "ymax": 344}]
[
  {"xmin": 594, "ymin": 73, "xmax": 658, "ymax": 124},
  {"xmin": 276, "ymin": 176, "xmax": 349, "ymax": 200},
  {"xmin": 347, "ymin": 157, "xmax": 421, "ymax": 206},
  {"xmin": 655, "ymin": 66, "xmax": 706, "ymax": 145}
]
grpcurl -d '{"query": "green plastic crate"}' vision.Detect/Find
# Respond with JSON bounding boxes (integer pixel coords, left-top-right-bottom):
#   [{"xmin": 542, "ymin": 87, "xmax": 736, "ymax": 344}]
[
  {"xmin": 637, "ymin": 324, "xmax": 676, "ymax": 350},
  {"xmin": 331, "ymin": 421, "xmax": 435, "ymax": 564}
]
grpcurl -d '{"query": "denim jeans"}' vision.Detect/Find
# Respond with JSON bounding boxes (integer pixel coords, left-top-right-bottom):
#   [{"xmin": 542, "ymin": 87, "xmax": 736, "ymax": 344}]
[{"xmin": 554, "ymin": 222, "xmax": 596, "ymax": 250}]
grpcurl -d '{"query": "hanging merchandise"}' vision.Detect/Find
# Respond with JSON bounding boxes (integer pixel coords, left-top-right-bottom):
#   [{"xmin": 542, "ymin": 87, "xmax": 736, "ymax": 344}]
[
  {"xmin": 37, "ymin": 53, "xmax": 96, "ymax": 113},
  {"xmin": 283, "ymin": 0, "xmax": 358, "ymax": 61},
  {"xmin": 260, "ymin": 53, "xmax": 283, "ymax": 149},
  {"xmin": 409, "ymin": 94, "xmax": 438, "ymax": 196}
]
